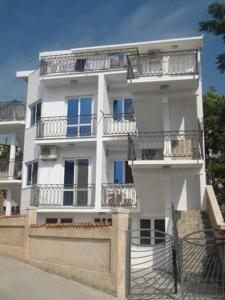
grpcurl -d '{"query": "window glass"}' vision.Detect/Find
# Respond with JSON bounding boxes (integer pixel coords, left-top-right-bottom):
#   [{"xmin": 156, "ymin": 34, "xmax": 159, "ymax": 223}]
[
  {"xmin": 30, "ymin": 106, "xmax": 36, "ymax": 126},
  {"xmin": 36, "ymin": 102, "xmax": 42, "ymax": 122},
  {"xmin": 154, "ymin": 219, "xmax": 165, "ymax": 244},
  {"xmin": 46, "ymin": 218, "xmax": 58, "ymax": 224},
  {"xmin": 32, "ymin": 162, "xmax": 38, "ymax": 185},
  {"xmin": 61, "ymin": 218, "xmax": 73, "ymax": 224},
  {"xmin": 114, "ymin": 160, "xmax": 123, "ymax": 184},
  {"xmin": 125, "ymin": 161, "xmax": 133, "ymax": 183},
  {"xmin": 140, "ymin": 219, "xmax": 151, "ymax": 245},
  {"xmin": 27, "ymin": 164, "xmax": 32, "ymax": 185},
  {"xmin": 124, "ymin": 99, "xmax": 134, "ymax": 120},
  {"xmin": 113, "ymin": 100, "xmax": 123, "ymax": 121}
]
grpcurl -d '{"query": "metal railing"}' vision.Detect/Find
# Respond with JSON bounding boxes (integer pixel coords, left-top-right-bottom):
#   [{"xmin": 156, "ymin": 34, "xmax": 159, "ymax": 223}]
[
  {"xmin": 0, "ymin": 101, "xmax": 26, "ymax": 122},
  {"xmin": 40, "ymin": 48, "xmax": 139, "ymax": 75},
  {"xmin": 0, "ymin": 159, "xmax": 22, "ymax": 179},
  {"xmin": 127, "ymin": 50, "xmax": 198, "ymax": 79},
  {"xmin": 128, "ymin": 131, "xmax": 203, "ymax": 161},
  {"xmin": 36, "ymin": 115, "xmax": 97, "ymax": 139},
  {"xmin": 30, "ymin": 184, "xmax": 95, "ymax": 208},
  {"xmin": 103, "ymin": 113, "xmax": 136, "ymax": 135},
  {"xmin": 102, "ymin": 183, "xmax": 136, "ymax": 207}
]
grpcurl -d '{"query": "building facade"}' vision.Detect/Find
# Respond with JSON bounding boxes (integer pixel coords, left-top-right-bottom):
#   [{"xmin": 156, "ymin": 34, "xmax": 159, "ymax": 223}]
[
  {"xmin": 17, "ymin": 36, "xmax": 205, "ymax": 235},
  {"xmin": 0, "ymin": 100, "xmax": 25, "ymax": 215}
]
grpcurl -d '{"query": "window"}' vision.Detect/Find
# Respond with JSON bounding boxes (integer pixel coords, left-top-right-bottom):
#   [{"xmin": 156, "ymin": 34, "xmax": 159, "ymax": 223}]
[
  {"xmin": 113, "ymin": 98, "xmax": 134, "ymax": 121},
  {"xmin": 63, "ymin": 159, "xmax": 89, "ymax": 206},
  {"xmin": 95, "ymin": 218, "xmax": 112, "ymax": 224},
  {"xmin": 30, "ymin": 102, "xmax": 42, "ymax": 126},
  {"xmin": 114, "ymin": 160, "xmax": 133, "ymax": 184},
  {"xmin": 61, "ymin": 218, "xmax": 73, "ymax": 224},
  {"xmin": 140, "ymin": 219, "xmax": 151, "ymax": 245},
  {"xmin": 67, "ymin": 97, "xmax": 92, "ymax": 137},
  {"xmin": 46, "ymin": 218, "xmax": 58, "ymax": 224},
  {"xmin": 26, "ymin": 161, "xmax": 38, "ymax": 185},
  {"xmin": 140, "ymin": 219, "xmax": 165, "ymax": 245}
]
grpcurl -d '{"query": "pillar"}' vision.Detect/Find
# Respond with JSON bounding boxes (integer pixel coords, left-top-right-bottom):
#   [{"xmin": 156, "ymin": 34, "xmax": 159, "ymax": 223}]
[
  {"xmin": 5, "ymin": 188, "xmax": 12, "ymax": 216},
  {"xmin": 162, "ymin": 95, "xmax": 171, "ymax": 159},
  {"xmin": 9, "ymin": 133, "xmax": 16, "ymax": 179}
]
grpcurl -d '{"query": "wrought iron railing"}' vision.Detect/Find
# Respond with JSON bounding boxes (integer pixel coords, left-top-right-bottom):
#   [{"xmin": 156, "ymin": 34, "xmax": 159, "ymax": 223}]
[
  {"xmin": 36, "ymin": 115, "xmax": 97, "ymax": 139},
  {"xmin": 102, "ymin": 183, "xmax": 136, "ymax": 207},
  {"xmin": 30, "ymin": 184, "xmax": 95, "ymax": 207},
  {"xmin": 127, "ymin": 50, "xmax": 198, "ymax": 79},
  {"xmin": 0, "ymin": 101, "xmax": 26, "ymax": 122},
  {"xmin": 103, "ymin": 113, "xmax": 136, "ymax": 135},
  {"xmin": 40, "ymin": 48, "xmax": 139, "ymax": 75},
  {"xmin": 0, "ymin": 159, "xmax": 22, "ymax": 179},
  {"xmin": 128, "ymin": 131, "xmax": 203, "ymax": 161}
]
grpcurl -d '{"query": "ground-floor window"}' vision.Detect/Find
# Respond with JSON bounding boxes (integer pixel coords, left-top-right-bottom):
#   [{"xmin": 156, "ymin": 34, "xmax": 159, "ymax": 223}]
[
  {"xmin": 61, "ymin": 218, "xmax": 73, "ymax": 224},
  {"xmin": 94, "ymin": 217, "xmax": 112, "ymax": 224},
  {"xmin": 140, "ymin": 218, "xmax": 165, "ymax": 245},
  {"xmin": 46, "ymin": 218, "xmax": 58, "ymax": 224}
]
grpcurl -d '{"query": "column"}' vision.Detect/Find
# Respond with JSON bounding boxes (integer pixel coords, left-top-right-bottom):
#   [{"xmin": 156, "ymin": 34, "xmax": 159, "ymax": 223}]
[
  {"xmin": 162, "ymin": 95, "xmax": 171, "ymax": 159},
  {"xmin": 95, "ymin": 74, "xmax": 106, "ymax": 209},
  {"xmin": 9, "ymin": 133, "xmax": 16, "ymax": 179},
  {"xmin": 5, "ymin": 188, "xmax": 12, "ymax": 216},
  {"xmin": 162, "ymin": 172, "xmax": 172, "ymax": 234}
]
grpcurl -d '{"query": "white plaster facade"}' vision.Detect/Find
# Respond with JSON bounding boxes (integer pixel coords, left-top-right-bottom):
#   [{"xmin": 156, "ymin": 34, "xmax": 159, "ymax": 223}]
[{"xmin": 17, "ymin": 36, "xmax": 206, "ymax": 234}]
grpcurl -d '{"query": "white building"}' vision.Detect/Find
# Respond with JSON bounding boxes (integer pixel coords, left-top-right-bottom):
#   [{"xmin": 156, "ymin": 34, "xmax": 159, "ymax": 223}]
[
  {"xmin": 17, "ymin": 36, "xmax": 205, "ymax": 237},
  {"xmin": 0, "ymin": 100, "xmax": 25, "ymax": 215}
]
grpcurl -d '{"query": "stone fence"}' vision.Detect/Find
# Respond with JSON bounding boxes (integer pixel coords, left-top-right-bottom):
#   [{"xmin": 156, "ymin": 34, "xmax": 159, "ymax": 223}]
[{"xmin": 0, "ymin": 209, "xmax": 129, "ymax": 299}]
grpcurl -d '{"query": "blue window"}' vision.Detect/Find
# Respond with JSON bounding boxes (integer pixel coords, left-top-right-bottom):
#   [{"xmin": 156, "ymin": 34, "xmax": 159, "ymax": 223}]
[
  {"xmin": 27, "ymin": 161, "xmax": 38, "ymax": 185},
  {"xmin": 113, "ymin": 99, "xmax": 134, "ymax": 121},
  {"xmin": 30, "ymin": 102, "xmax": 42, "ymax": 126},
  {"xmin": 114, "ymin": 161, "xmax": 133, "ymax": 184},
  {"xmin": 66, "ymin": 97, "xmax": 92, "ymax": 137}
]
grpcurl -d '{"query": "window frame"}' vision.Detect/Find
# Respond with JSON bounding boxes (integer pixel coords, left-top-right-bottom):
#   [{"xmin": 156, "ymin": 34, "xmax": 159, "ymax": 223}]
[
  {"xmin": 30, "ymin": 101, "xmax": 42, "ymax": 127},
  {"xmin": 112, "ymin": 98, "xmax": 134, "ymax": 121},
  {"xmin": 140, "ymin": 218, "xmax": 165, "ymax": 246},
  {"xmin": 26, "ymin": 161, "xmax": 38, "ymax": 186}
]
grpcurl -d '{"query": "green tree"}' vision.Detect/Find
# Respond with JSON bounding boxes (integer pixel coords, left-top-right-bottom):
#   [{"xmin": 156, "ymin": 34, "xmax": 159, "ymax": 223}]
[
  {"xmin": 203, "ymin": 88, "xmax": 225, "ymax": 203},
  {"xmin": 199, "ymin": 1, "xmax": 225, "ymax": 73}
]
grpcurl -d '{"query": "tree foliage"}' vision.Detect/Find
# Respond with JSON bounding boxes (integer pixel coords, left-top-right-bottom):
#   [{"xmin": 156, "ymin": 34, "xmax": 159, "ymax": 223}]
[
  {"xmin": 203, "ymin": 88, "xmax": 225, "ymax": 203},
  {"xmin": 199, "ymin": 1, "xmax": 225, "ymax": 73}
]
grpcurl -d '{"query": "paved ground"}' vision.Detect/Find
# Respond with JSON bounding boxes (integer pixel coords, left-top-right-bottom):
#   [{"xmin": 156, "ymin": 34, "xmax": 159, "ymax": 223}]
[{"xmin": 0, "ymin": 256, "xmax": 117, "ymax": 300}]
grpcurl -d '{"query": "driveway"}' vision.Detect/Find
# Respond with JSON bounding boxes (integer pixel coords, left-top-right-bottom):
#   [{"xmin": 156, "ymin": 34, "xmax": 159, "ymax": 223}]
[{"xmin": 0, "ymin": 256, "xmax": 117, "ymax": 300}]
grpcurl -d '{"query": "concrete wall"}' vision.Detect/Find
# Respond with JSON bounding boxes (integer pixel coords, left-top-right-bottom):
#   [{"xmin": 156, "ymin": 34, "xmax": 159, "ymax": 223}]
[{"xmin": 0, "ymin": 209, "xmax": 129, "ymax": 299}]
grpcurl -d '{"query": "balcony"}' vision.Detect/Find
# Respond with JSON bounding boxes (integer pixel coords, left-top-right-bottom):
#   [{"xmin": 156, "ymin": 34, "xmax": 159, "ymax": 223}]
[
  {"xmin": 127, "ymin": 50, "xmax": 198, "ymax": 79},
  {"xmin": 30, "ymin": 184, "xmax": 95, "ymax": 208},
  {"xmin": 0, "ymin": 159, "xmax": 22, "ymax": 181},
  {"xmin": 36, "ymin": 115, "xmax": 97, "ymax": 140},
  {"xmin": 40, "ymin": 48, "xmax": 138, "ymax": 76},
  {"xmin": 128, "ymin": 131, "xmax": 203, "ymax": 168},
  {"xmin": 0, "ymin": 101, "xmax": 25, "ymax": 126},
  {"xmin": 102, "ymin": 183, "xmax": 137, "ymax": 208},
  {"xmin": 103, "ymin": 113, "xmax": 136, "ymax": 136}
]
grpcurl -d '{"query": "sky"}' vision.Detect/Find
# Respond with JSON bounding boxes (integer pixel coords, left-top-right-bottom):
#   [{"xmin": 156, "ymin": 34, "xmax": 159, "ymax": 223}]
[{"xmin": 0, "ymin": 0, "xmax": 224, "ymax": 101}]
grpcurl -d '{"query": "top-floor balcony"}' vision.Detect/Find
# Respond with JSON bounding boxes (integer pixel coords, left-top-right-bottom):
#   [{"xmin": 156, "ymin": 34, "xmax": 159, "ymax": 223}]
[
  {"xmin": 39, "ymin": 48, "xmax": 138, "ymax": 76},
  {"xmin": 0, "ymin": 101, "xmax": 26, "ymax": 123},
  {"xmin": 127, "ymin": 50, "xmax": 198, "ymax": 79}
]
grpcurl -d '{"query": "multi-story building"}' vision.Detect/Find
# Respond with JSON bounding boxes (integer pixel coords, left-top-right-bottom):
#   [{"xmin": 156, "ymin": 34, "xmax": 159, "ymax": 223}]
[
  {"xmin": 17, "ymin": 36, "xmax": 205, "ymax": 235},
  {"xmin": 0, "ymin": 100, "xmax": 25, "ymax": 215}
]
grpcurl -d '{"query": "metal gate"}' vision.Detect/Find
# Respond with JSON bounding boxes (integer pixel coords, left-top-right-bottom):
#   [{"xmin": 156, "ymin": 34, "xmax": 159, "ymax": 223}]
[
  {"xmin": 127, "ymin": 226, "xmax": 178, "ymax": 299},
  {"xmin": 181, "ymin": 230, "xmax": 225, "ymax": 300}
]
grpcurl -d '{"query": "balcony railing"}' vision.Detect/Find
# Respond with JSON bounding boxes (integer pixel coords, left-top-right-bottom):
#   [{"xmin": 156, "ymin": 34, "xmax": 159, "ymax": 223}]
[
  {"xmin": 40, "ymin": 48, "xmax": 139, "ymax": 76},
  {"xmin": 0, "ymin": 159, "xmax": 22, "ymax": 180},
  {"xmin": 127, "ymin": 50, "xmax": 198, "ymax": 79},
  {"xmin": 103, "ymin": 113, "xmax": 137, "ymax": 135},
  {"xmin": 102, "ymin": 183, "xmax": 137, "ymax": 207},
  {"xmin": 30, "ymin": 184, "xmax": 95, "ymax": 208},
  {"xmin": 128, "ymin": 131, "xmax": 203, "ymax": 161},
  {"xmin": 36, "ymin": 115, "xmax": 97, "ymax": 139},
  {"xmin": 0, "ymin": 101, "xmax": 26, "ymax": 122}
]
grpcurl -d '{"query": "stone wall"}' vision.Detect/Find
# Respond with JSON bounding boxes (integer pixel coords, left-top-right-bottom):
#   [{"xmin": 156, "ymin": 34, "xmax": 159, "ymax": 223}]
[{"xmin": 0, "ymin": 209, "xmax": 129, "ymax": 299}]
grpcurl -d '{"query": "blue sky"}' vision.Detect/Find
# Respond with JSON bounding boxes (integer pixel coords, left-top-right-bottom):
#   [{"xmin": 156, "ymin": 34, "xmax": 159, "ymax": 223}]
[{"xmin": 0, "ymin": 0, "xmax": 224, "ymax": 101}]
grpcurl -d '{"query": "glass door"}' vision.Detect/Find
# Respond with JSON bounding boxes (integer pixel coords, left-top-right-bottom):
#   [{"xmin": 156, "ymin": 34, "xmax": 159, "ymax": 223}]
[
  {"xmin": 66, "ymin": 97, "xmax": 92, "ymax": 137},
  {"xmin": 114, "ymin": 160, "xmax": 133, "ymax": 184},
  {"xmin": 63, "ymin": 159, "xmax": 89, "ymax": 206},
  {"xmin": 113, "ymin": 98, "xmax": 134, "ymax": 121}
]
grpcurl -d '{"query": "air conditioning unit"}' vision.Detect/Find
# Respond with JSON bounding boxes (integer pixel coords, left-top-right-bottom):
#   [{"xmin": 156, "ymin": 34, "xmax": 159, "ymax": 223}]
[{"xmin": 40, "ymin": 146, "xmax": 57, "ymax": 160}]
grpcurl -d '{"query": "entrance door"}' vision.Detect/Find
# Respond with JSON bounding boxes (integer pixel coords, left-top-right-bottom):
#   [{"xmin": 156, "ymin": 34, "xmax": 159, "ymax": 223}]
[
  {"xmin": 63, "ymin": 159, "xmax": 89, "ymax": 206},
  {"xmin": 67, "ymin": 97, "xmax": 92, "ymax": 137}
]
